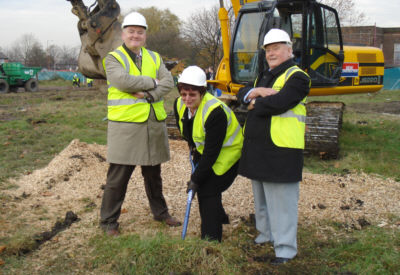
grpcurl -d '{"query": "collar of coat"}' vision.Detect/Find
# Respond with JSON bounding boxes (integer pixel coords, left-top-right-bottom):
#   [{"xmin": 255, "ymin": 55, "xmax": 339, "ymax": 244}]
[
  {"xmin": 122, "ymin": 44, "xmax": 142, "ymax": 61},
  {"xmin": 267, "ymin": 58, "xmax": 296, "ymax": 77}
]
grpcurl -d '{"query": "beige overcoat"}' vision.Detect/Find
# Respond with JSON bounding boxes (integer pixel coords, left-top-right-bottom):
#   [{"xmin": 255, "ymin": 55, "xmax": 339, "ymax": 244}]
[{"xmin": 104, "ymin": 49, "xmax": 174, "ymax": 166}]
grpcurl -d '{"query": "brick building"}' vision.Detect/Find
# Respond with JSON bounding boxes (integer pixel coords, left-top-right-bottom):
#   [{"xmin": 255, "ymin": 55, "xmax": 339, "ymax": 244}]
[{"xmin": 341, "ymin": 26, "xmax": 400, "ymax": 68}]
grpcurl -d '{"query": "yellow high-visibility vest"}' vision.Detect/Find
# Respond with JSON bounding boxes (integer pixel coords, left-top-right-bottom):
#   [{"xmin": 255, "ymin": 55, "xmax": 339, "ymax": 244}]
[
  {"xmin": 177, "ymin": 93, "xmax": 243, "ymax": 175},
  {"xmin": 104, "ymin": 46, "xmax": 167, "ymax": 122},
  {"xmin": 255, "ymin": 65, "xmax": 310, "ymax": 149}
]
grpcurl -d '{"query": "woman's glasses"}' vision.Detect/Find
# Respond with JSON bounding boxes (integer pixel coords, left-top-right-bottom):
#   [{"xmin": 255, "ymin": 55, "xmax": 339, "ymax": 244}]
[
  {"xmin": 180, "ymin": 91, "xmax": 199, "ymax": 98},
  {"xmin": 178, "ymin": 83, "xmax": 200, "ymax": 98}
]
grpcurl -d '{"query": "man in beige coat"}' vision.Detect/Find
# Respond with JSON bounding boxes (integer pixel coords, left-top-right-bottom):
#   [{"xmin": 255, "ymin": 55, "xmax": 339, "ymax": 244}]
[{"xmin": 100, "ymin": 11, "xmax": 180, "ymax": 236}]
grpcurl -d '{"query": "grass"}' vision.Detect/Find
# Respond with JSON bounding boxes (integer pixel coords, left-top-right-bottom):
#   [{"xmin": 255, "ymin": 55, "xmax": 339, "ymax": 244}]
[
  {"xmin": 0, "ymin": 88, "xmax": 108, "ymax": 185},
  {"xmin": 0, "ymin": 83, "xmax": 180, "ymax": 186},
  {"xmin": 39, "ymin": 78, "xmax": 71, "ymax": 87},
  {"xmin": 304, "ymin": 89, "xmax": 400, "ymax": 181},
  {"xmin": 296, "ymin": 223, "xmax": 400, "ymax": 274},
  {"xmin": 0, "ymin": 83, "xmax": 399, "ymax": 274},
  {"xmin": 89, "ymin": 233, "xmax": 241, "ymax": 274},
  {"xmin": 2, "ymin": 220, "xmax": 398, "ymax": 274}
]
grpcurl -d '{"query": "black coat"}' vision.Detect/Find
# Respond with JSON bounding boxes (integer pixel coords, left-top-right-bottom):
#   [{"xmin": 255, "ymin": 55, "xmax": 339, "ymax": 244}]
[
  {"xmin": 173, "ymin": 98, "xmax": 238, "ymax": 197},
  {"xmin": 237, "ymin": 59, "xmax": 310, "ymax": 183}
]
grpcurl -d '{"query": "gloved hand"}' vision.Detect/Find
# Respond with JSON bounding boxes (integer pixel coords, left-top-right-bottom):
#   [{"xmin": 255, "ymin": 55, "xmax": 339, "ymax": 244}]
[{"xmin": 186, "ymin": 180, "xmax": 199, "ymax": 196}]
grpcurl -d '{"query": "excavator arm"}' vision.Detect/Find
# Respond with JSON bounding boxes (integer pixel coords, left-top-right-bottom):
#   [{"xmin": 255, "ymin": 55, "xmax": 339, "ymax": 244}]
[
  {"xmin": 67, "ymin": 0, "xmax": 122, "ymax": 79},
  {"xmin": 67, "ymin": 0, "xmax": 256, "ymax": 80}
]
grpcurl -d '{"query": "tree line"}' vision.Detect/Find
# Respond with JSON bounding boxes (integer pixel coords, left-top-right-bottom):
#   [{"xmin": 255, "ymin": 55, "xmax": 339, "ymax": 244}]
[{"xmin": 0, "ymin": 33, "xmax": 80, "ymax": 70}]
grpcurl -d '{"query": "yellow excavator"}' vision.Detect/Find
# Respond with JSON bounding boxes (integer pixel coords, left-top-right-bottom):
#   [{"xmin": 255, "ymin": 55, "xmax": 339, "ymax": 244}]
[{"xmin": 67, "ymin": 0, "xmax": 384, "ymax": 158}]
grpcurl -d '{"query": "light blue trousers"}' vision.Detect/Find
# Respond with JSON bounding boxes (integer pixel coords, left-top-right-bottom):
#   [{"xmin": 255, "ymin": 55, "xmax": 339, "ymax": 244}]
[{"xmin": 252, "ymin": 180, "xmax": 299, "ymax": 259}]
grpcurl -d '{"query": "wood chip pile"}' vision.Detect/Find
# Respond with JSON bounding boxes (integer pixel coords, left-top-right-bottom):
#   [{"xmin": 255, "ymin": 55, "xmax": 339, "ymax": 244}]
[{"xmin": 2, "ymin": 139, "xmax": 399, "ymax": 245}]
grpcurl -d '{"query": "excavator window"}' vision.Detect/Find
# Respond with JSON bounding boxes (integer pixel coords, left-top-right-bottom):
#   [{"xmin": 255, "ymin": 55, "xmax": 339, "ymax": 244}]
[
  {"xmin": 231, "ymin": 11, "xmax": 265, "ymax": 83},
  {"xmin": 305, "ymin": 3, "xmax": 343, "ymax": 87},
  {"xmin": 230, "ymin": 0, "xmax": 343, "ymax": 87},
  {"xmin": 277, "ymin": 2, "xmax": 343, "ymax": 87}
]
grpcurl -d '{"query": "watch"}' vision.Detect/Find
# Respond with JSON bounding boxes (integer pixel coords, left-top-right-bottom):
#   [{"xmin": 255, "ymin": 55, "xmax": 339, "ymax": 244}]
[{"xmin": 144, "ymin": 92, "xmax": 152, "ymax": 103}]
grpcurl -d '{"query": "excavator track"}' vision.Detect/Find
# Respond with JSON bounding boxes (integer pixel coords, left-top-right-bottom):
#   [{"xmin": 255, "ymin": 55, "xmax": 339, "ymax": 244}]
[
  {"xmin": 305, "ymin": 101, "xmax": 345, "ymax": 159},
  {"xmin": 166, "ymin": 113, "xmax": 182, "ymax": 140},
  {"xmin": 166, "ymin": 100, "xmax": 345, "ymax": 159}
]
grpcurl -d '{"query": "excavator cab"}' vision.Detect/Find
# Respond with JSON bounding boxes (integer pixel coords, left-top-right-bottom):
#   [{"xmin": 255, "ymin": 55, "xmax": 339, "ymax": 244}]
[{"xmin": 230, "ymin": 0, "xmax": 344, "ymax": 88}]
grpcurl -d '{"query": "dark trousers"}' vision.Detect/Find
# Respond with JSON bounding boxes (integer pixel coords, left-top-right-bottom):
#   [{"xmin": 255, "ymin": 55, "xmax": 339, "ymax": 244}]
[
  {"xmin": 196, "ymin": 161, "xmax": 238, "ymax": 242},
  {"xmin": 100, "ymin": 163, "xmax": 170, "ymax": 230},
  {"xmin": 198, "ymin": 193, "xmax": 229, "ymax": 242}
]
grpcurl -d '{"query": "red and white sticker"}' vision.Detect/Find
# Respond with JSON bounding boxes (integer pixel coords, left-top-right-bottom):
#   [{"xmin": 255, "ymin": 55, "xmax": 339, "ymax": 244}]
[{"xmin": 341, "ymin": 63, "xmax": 359, "ymax": 77}]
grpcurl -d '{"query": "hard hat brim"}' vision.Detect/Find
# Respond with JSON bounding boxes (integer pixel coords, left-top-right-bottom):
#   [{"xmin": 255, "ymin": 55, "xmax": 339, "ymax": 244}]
[
  {"xmin": 122, "ymin": 24, "xmax": 147, "ymax": 29},
  {"xmin": 262, "ymin": 41, "xmax": 292, "ymax": 49}
]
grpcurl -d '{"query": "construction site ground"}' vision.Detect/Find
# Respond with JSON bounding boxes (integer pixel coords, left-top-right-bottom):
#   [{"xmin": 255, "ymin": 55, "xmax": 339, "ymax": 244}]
[{"xmin": 0, "ymin": 87, "xmax": 399, "ymax": 273}]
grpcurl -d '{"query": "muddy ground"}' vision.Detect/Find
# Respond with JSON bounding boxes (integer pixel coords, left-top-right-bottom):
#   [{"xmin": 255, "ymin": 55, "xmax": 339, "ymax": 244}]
[{"xmin": 347, "ymin": 100, "xmax": 400, "ymax": 115}]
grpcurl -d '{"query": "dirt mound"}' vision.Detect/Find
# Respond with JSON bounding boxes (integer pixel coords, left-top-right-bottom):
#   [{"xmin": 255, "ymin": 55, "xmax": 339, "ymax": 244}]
[{"xmin": 2, "ymin": 139, "xmax": 399, "ymax": 264}]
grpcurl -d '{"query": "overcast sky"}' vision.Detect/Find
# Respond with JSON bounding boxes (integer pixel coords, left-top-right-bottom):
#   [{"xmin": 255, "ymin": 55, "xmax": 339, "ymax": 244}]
[{"xmin": 0, "ymin": 0, "xmax": 399, "ymax": 49}]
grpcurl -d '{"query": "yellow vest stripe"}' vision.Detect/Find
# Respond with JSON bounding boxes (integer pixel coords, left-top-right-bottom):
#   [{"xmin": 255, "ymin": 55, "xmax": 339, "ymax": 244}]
[
  {"xmin": 271, "ymin": 66, "xmax": 309, "ymax": 148},
  {"xmin": 200, "ymin": 98, "xmax": 219, "ymax": 124},
  {"xmin": 278, "ymin": 109, "xmax": 306, "ymax": 122},
  {"xmin": 284, "ymin": 66, "xmax": 299, "ymax": 81},
  {"xmin": 177, "ymin": 94, "xmax": 243, "ymax": 175},
  {"xmin": 253, "ymin": 65, "xmax": 309, "ymax": 149},
  {"xmin": 273, "ymin": 67, "xmax": 307, "ymax": 124},
  {"xmin": 147, "ymin": 50, "xmax": 159, "ymax": 79},
  {"xmin": 194, "ymin": 97, "xmax": 241, "ymax": 149},
  {"xmin": 224, "ymin": 123, "xmax": 242, "ymax": 146},
  {"xmin": 114, "ymin": 49, "xmax": 131, "ymax": 72},
  {"xmin": 105, "ymin": 46, "xmax": 166, "ymax": 122},
  {"xmin": 108, "ymin": 98, "xmax": 148, "ymax": 106}
]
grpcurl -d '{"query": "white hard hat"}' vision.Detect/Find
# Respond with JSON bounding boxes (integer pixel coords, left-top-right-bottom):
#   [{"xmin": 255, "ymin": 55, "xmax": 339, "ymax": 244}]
[
  {"xmin": 263, "ymin": 29, "xmax": 292, "ymax": 48},
  {"xmin": 122, "ymin": 12, "xmax": 148, "ymax": 29},
  {"xmin": 178, "ymin": 66, "xmax": 207, "ymax": 87}
]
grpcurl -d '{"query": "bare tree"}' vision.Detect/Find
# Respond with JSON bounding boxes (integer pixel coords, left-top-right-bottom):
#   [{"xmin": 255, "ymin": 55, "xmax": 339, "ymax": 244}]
[
  {"xmin": 26, "ymin": 42, "xmax": 46, "ymax": 67},
  {"xmin": 15, "ymin": 33, "xmax": 41, "ymax": 65},
  {"xmin": 57, "ymin": 45, "xmax": 79, "ymax": 70},
  {"xmin": 319, "ymin": 0, "xmax": 366, "ymax": 26},
  {"xmin": 46, "ymin": 44, "xmax": 61, "ymax": 70},
  {"xmin": 183, "ymin": 5, "xmax": 222, "ymax": 70},
  {"xmin": 4, "ymin": 46, "xmax": 22, "ymax": 63}
]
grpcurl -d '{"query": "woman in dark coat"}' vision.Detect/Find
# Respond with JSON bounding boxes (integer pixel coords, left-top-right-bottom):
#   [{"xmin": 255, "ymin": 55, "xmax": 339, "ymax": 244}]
[{"xmin": 174, "ymin": 66, "xmax": 243, "ymax": 242}]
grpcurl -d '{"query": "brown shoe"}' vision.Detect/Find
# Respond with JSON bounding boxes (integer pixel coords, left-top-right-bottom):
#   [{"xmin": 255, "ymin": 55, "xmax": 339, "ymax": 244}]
[
  {"xmin": 164, "ymin": 216, "xmax": 182, "ymax": 227},
  {"xmin": 106, "ymin": 228, "xmax": 120, "ymax": 237}
]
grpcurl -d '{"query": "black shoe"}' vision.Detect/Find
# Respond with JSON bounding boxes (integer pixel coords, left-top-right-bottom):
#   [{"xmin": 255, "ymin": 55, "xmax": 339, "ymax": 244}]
[
  {"xmin": 253, "ymin": 255, "xmax": 273, "ymax": 262},
  {"xmin": 221, "ymin": 214, "xmax": 230, "ymax": 224},
  {"xmin": 271, "ymin": 257, "xmax": 291, "ymax": 265},
  {"xmin": 160, "ymin": 216, "xmax": 182, "ymax": 227},
  {"xmin": 106, "ymin": 228, "xmax": 120, "ymax": 237}
]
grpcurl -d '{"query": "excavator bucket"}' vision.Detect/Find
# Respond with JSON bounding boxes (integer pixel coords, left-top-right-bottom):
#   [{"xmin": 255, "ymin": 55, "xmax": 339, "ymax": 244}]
[{"xmin": 67, "ymin": 0, "xmax": 122, "ymax": 79}]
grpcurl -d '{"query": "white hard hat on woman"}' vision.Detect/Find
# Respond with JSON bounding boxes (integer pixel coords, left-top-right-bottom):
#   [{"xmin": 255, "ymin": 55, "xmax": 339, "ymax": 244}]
[{"xmin": 178, "ymin": 66, "xmax": 207, "ymax": 87}]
